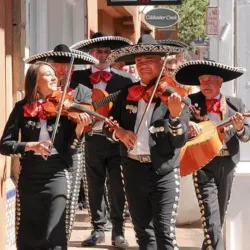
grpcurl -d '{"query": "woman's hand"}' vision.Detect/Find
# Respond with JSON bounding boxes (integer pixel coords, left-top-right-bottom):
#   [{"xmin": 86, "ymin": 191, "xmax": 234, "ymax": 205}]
[
  {"xmin": 25, "ymin": 140, "xmax": 53, "ymax": 160},
  {"xmin": 75, "ymin": 112, "xmax": 92, "ymax": 138}
]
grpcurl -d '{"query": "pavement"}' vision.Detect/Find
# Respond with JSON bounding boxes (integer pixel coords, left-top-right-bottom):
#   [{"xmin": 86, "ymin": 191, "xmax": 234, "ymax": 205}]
[{"xmin": 69, "ymin": 209, "xmax": 204, "ymax": 250}]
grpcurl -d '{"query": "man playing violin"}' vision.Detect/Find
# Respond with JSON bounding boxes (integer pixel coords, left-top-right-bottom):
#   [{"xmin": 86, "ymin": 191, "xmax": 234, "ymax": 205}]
[
  {"xmin": 174, "ymin": 60, "xmax": 250, "ymax": 250},
  {"xmin": 70, "ymin": 32, "xmax": 134, "ymax": 248},
  {"xmin": 104, "ymin": 34, "xmax": 190, "ymax": 250}
]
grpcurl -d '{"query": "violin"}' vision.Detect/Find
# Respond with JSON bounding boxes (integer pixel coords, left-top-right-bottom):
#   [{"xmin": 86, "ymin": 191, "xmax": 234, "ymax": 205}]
[
  {"xmin": 38, "ymin": 89, "xmax": 119, "ymax": 131},
  {"xmin": 144, "ymin": 76, "xmax": 191, "ymax": 106}
]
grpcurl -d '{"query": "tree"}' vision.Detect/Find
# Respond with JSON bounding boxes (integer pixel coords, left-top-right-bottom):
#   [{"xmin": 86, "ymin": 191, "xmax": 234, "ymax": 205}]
[{"xmin": 163, "ymin": 0, "xmax": 209, "ymax": 49}]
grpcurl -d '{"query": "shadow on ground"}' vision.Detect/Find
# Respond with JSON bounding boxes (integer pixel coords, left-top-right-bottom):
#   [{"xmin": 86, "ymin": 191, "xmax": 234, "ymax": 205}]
[{"xmin": 69, "ymin": 241, "xmax": 138, "ymax": 249}]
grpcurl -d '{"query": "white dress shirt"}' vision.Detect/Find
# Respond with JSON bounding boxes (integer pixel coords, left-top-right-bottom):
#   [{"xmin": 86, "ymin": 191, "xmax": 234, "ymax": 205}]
[
  {"xmin": 206, "ymin": 94, "xmax": 243, "ymax": 149},
  {"xmin": 206, "ymin": 94, "xmax": 222, "ymax": 124},
  {"xmin": 34, "ymin": 119, "xmax": 58, "ymax": 155},
  {"xmin": 130, "ymin": 83, "xmax": 156, "ymax": 155}
]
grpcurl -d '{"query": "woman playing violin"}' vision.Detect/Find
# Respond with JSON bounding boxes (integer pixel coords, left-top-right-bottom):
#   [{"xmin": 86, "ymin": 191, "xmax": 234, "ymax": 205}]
[{"xmin": 0, "ymin": 61, "xmax": 92, "ymax": 250}]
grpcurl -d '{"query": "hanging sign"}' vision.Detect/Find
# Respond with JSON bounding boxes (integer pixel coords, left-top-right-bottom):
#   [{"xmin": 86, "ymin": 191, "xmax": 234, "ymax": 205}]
[
  {"xmin": 107, "ymin": 0, "xmax": 182, "ymax": 6},
  {"xmin": 206, "ymin": 7, "xmax": 218, "ymax": 35},
  {"xmin": 144, "ymin": 8, "xmax": 179, "ymax": 28}
]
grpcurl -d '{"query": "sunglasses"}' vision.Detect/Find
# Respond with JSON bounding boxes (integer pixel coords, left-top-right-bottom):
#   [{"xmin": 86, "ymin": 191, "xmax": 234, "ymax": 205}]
[
  {"xmin": 166, "ymin": 68, "xmax": 175, "ymax": 72},
  {"xmin": 94, "ymin": 49, "xmax": 111, "ymax": 54}
]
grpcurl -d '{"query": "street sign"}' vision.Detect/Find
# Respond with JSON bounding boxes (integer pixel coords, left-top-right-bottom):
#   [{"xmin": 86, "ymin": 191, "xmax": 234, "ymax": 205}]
[
  {"xmin": 206, "ymin": 7, "xmax": 218, "ymax": 35},
  {"xmin": 144, "ymin": 8, "xmax": 179, "ymax": 28},
  {"xmin": 107, "ymin": 0, "xmax": 182, "ymax": 6}
]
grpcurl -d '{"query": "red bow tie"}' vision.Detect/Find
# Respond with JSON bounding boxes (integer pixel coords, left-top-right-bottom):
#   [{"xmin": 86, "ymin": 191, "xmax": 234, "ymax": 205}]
[
  {"xmin": 24, "ymin": 101, "xmax": 47, "ymax": 120},
  {"xmin": 127, "ymin": 85, "xmax": 152, "ymax": 103},
  {"xmin": 206, "ymin": 98, "xmax": 221, "ymax": 114},
  {"xmin": 89, "ymin": 71, "xmax": 112, "ymax": 85}
]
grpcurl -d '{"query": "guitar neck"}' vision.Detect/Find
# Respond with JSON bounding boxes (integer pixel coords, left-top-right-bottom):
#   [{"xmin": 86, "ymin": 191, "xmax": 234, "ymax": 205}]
[
  {"xmin": 94, "ymin": 90, "xmax": 121, "ymax": 109},
  {"xmin": 217, "ymin": 112, "xmax": 250, "ymax": 130}
]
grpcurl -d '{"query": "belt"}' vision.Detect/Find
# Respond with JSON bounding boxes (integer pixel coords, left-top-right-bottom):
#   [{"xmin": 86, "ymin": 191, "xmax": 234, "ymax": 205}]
[
  {"xmin": 87, "ymin": 130, "xmax": 105, "ymax": 136},
  {"xmin": 127, "ymin": 153, "xmax": 152, "ymax": 163},
  {"xmin": 218, "ymin": 149, "xmax": 230, "ymax": 157}
]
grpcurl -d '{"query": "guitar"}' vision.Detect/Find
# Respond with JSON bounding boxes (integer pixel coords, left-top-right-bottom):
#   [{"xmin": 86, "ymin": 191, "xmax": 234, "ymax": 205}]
[
  {"xmin": 180, "ymin": 112, "xmax": 250, "ymax": 177},
  {"xmin": 84, "ymin": 89, "xmax": 120, "ymax": 132}
]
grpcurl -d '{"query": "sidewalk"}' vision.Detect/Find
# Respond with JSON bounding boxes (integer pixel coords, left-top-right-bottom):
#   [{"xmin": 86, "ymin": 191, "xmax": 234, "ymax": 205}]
[{"xmin": 69, "ymin": 210, "xmax": 203, "ymax": 250}]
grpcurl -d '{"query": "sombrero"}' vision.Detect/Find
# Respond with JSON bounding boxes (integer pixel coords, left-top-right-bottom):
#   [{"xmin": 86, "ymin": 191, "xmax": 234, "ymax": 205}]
[
  {"xmin": 70, "ymin": 32, "xmax": 133, "ymax": 52},
  {"xmin": 106, "ymin": 34, "xmax": 183, "ymax": 64},
  {"xmin": 174, "ymin": 60, "xmax": 246, "ymax": 86},
  {"xmin": 158, "ymin": 39, "xmax": 188, "ymax": 49},
  {"xmin": 24, "ymin": 44, "xmax": 99, "ymax": 65}
]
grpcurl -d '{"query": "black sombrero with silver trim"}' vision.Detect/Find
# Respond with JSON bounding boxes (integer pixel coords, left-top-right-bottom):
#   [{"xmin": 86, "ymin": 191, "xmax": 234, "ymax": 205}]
[
  {"xmin": 24, "ymin": 44, "xmax": 99, "ymax": 65},
  {"xmin": 158, "ymin": 39, "xmax": 188, "ymax": 49},
  {"xmin": 106, "ymin": 34, "xmax": 184, "ymax": 64},
  {"xmin": 70, "ymin": 32, "xmax": 133, "ymax": 52},
  {"xmin": 174, "ymin": 60, "xmax": 246, "ymax": 86}
]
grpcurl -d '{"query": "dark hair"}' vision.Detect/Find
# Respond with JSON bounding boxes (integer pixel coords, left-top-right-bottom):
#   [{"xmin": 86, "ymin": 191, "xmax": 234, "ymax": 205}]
[{"xmin": 24, "ymin": 61, "xmax": 55, "ymax": 102}]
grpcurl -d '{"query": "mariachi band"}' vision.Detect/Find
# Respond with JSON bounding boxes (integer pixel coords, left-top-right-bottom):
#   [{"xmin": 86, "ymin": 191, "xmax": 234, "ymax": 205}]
[{"xmin": 0, "ymin": 32, "xmax": 249, "ymax": 250}]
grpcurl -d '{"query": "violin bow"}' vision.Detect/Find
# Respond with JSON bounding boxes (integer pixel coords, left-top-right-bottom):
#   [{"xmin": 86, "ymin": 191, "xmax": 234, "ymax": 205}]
[
  {"xmin": 135, "ymin": 54, "xmax": 169, "ymax": 135},
  {"xmin": 44, "ymin": 55, "xmax": 75, "ymax": 160}
]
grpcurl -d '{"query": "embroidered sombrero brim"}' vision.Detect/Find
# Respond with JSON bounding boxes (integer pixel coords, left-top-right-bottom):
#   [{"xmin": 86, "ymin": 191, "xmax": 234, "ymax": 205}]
[
  {"xmin": 174, "ymin": 60, "xmax": 246, "ymax": 86},
  {"xmin": 106, "ymin": 44, "xmax": 184, "ymax": 64},
  {"xmin": 158, "ymin": 40, "xmax": 188, "ymax": 49},
  {"xmin": 70, "ymin": 36, "xmax": 133, "ymax": 52},
  {"xmin": 24, "ymin": 50, "xmax": 99, "ymax": 65}
]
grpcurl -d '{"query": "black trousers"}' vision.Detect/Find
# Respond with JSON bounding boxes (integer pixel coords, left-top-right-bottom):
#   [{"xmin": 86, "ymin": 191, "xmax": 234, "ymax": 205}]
[
  {"xmin": 78, "ymin": 179, "xmax": 86, "ymax": 203},
  {"xmin": 17, "ymin": 155, "xmax": 69, "ymax": 250},
  {"xmin": 193, "ymin": 156, "xmax": 236, "ymax": 250},
  {"xmin": 122, "ymin": 158, "xmax": 180, "ymax": 250},
  {"xmin": 85, "ymin": 135, "xmax": 126, "ymax": 239}
]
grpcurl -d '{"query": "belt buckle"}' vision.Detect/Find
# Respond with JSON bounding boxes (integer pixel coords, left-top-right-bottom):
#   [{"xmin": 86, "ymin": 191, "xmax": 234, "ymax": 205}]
[
  {"xmin": 219, "ymin": 150, "xmax": 229, "ymax": 157},
  {"xmin": 138, "ymin": 155, "xmax": 151, "ymax": 163},
  {"xmin": 88, "ymin": 130, "xmax": 93, "ymax": 136}
]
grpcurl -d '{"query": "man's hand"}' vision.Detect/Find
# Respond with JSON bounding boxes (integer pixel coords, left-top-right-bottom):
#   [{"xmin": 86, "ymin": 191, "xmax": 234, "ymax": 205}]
[
  {"xmin": 231, "ymin": 112, "xmax": 244, "ymax": 131},
  {"xmin": 188, "ymin": 121, "xmax": 201, "ymax": 138},
  {"xmin": 168, "ymin": 93, "xmax": 182, "ymax": 119},
  {"xmin": 115, "ymin": 128, "xmax": 137, "ymax": 151}
]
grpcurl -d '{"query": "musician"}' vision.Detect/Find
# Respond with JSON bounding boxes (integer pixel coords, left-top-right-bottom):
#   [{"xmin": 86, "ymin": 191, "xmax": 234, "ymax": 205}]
[
  {"xmin": 174, "ymin": 60, "xmax": 250, "ymax": 250},
  {"xmin": 23, "ymin": 44, "xmax": 97, "ymax": 235},
  {"xmin": 0, "ymin": 61, "xmax": 92, "ymax": 250},
  {"xmin": 104, "ymin": 34, "xmax": 190, "ymax": 250},
  {"xmin": 70, "ymin": 32, "xmax": 133, "ymax": 248}
]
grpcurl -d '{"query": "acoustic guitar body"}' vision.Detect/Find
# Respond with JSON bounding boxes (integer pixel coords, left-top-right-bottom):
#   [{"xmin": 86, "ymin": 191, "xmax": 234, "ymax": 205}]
[
  {"xmin": 83, "ymin": 88, "xmax": 113, "ymax": 133},
  {"xmin": 92, "ymin": 88, "xmax": 112, "ymax": 118},
  {"xmin": 180, "ymin": 121, "xmax": 223, "ymax": 177}
]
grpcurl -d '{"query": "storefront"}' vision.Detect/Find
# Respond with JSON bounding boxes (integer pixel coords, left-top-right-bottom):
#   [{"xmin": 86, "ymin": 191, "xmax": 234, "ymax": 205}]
[{"xmin": 0, "ymin": 0, "xmax": 23, "ymax": 249}]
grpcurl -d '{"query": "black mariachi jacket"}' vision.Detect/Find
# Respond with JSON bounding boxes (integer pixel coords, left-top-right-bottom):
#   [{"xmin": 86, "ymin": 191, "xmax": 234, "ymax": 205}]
[
  {"xmin": 189, "ymin": 91, "xmax": 250, "ymax": 164},
  {"xmin": 0, "ymin": 99, "xmax": 83, "ymax": 167},
  {"xmin": 104, "ymin": 83, "xmax": 190, "ymax": 175}
]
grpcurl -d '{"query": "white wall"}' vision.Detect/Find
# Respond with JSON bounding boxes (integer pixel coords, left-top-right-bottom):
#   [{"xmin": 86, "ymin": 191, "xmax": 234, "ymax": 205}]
[
  {"xmin": 209, "ymin": 0, "xmax": 235, "ymax": 97},
  {"xmin": 26, "ymin": 0, "xmax": 86, "ymax": 55},
  {"xmin": 236, "ymin": 0, "xmax": 250, "ymax": 162},
  {"xmin": 209, "ymin": 0, "xmax": 250, "ymax": 162}
]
